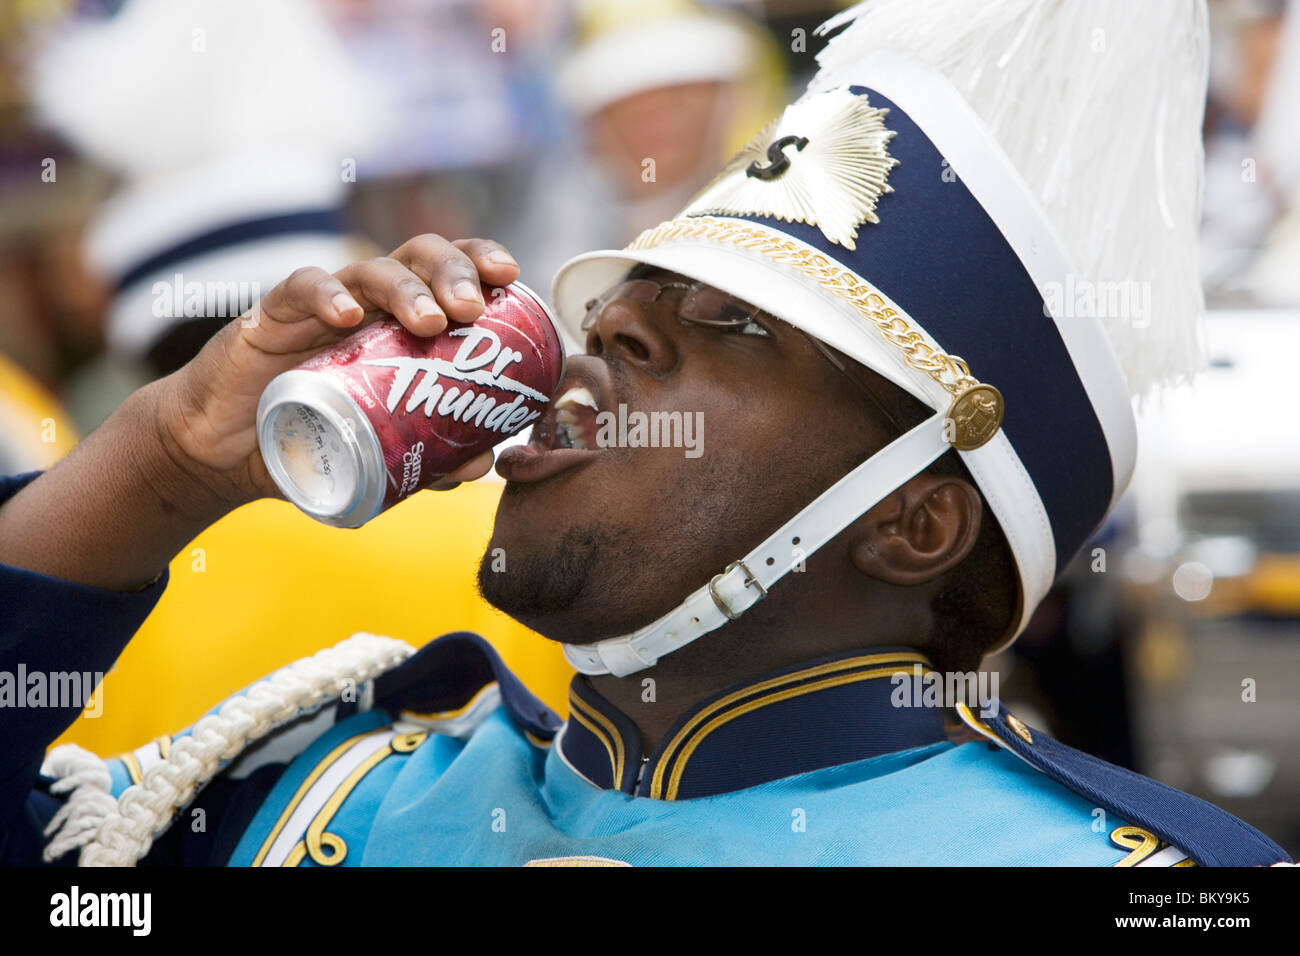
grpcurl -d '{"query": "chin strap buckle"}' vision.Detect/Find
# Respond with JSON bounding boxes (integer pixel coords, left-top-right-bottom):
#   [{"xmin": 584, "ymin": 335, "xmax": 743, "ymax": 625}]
[{"xmin": 709, "ymin": 560, "xmax": 767, "ymax": 620}]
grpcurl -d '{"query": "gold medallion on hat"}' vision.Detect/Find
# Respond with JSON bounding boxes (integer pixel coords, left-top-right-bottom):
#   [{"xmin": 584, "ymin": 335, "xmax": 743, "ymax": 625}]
[{"xmin": 946, "ymin": 384, "xmax": 1004, "ymax": 451}]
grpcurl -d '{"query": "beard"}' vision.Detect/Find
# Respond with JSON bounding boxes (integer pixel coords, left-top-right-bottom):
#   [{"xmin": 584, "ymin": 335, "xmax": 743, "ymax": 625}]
[
  {"xmin": 477, "ymin": 521, "xmax": 608, "ymax": 618},
  {"xmin": 476, "ymin": 508, "xmax": 677, "ymax": 644},
  {"xmin": 473, "ymin": 476, "xmax": 712, "ymax": 642},
  {"xmin": 476, "ymin": 405, "xmax": 877, "ymax": 646}
]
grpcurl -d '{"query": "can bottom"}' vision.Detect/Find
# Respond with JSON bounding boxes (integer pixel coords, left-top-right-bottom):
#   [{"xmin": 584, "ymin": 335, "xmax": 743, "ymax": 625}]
[
  {"xmin": 262, "ymin": 402, "xmax": 358, "ymax": 513},
  {"xmin": 256, "ymin": 370, "xmax": 386, "ymax": 528}
]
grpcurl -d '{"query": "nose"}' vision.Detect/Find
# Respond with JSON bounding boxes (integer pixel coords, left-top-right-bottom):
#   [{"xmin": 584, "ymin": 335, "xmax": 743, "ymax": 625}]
[{"xmin": 584, "ymin": 296, "xmax": 679, "ymax": 376}]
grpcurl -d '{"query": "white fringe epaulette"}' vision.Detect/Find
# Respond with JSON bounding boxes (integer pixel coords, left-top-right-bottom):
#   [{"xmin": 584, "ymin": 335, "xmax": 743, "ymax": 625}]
[{"xmin": 41, "ymin": 633, "xmax": 413, "ymax": 867}]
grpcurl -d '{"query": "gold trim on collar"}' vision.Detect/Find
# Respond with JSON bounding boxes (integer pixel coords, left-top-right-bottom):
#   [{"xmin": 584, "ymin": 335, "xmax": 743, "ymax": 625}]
[
  {"xmin": 569, "ymin": 692, "xmax": 625, "ymax": 787},
  {"xmin": 651, "ymin": 651, "xmax": 929, "ymax": 800},
  {"xmin": 283, "ymin": 842, "xmax": 308, "ymax": 868},
  {"xmin": 400, "ymin": 681, "xmax": 499, "ymax": 722},
  {"xmin": 954, "ymin": 701, "xmax": 996, "ymax": 739}
]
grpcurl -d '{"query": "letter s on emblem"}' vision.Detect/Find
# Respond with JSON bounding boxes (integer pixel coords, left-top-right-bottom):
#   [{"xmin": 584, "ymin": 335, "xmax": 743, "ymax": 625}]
[{"xmin": 746, "ymin": 135, "xmax": 809, "ymax": 181}]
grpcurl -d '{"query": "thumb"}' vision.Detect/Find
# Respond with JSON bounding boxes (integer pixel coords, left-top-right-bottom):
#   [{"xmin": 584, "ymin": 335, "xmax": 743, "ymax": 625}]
[{"xmin": 430, "ymin": 450, "xmax": 496, "ymax": 491}]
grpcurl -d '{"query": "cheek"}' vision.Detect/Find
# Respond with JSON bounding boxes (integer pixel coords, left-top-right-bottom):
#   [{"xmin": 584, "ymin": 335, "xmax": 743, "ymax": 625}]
[
  {"xmin": 624, "ymin": 383, "xmax": 831, "ymax": 514},
  {"xmin": 692, "ymin": 383, "xmax": 812, "ymax": 463}
]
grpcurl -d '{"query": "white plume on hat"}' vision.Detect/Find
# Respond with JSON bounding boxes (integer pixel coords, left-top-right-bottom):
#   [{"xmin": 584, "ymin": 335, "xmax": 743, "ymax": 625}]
[{"xmin": 812, "ymin": 0, "xmax": 1209, "ymax": 399}]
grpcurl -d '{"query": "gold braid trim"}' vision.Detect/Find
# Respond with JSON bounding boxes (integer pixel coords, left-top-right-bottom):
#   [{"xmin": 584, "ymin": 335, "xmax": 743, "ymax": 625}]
[
  {"xmin": 628, "ymin": 216, "xmax": 976, "ymax": 396},
  {"xmin": 627, "ymin": 216, "xmax": 1005, "ymax": 451}
]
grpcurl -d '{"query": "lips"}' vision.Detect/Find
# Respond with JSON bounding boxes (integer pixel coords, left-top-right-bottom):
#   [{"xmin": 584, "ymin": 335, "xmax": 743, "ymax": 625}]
[{"xmin": 495, "ymin": 357, "xmax": 613, "ymax": 484}]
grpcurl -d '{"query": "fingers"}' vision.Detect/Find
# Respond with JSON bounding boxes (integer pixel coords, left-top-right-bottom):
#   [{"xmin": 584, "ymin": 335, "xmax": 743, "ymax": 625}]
[
  {"xmin": 260, "ymin": 266, "xmax": 365, "ymax": 330},
  {"xmin": 429, "ymin": 449, "xmax": 496, "ymax": 491},
  {"xmin": 451, "ymin": 238, "xmax": 520, "ymax": 286},
  {"xmin": 391, "ymin": 234, "xmax": 521, "ymax": 324},
  {"xmin": 333, "ymin": 257, "xmax": 448, "ymax": 337},
  {"xmin": 252, "ymin": 235, "xmax": 523, "ymax": 345},
  {"xmin": 390, "ymin": 234, "xmax": 483, "ymax": 323}
]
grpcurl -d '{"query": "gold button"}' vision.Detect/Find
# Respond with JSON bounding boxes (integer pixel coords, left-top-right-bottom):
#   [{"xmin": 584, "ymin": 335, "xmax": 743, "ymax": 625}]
[
  {"xmin": 1005, "ymin": 712, "xmax": 1033, "ymax": 744},
  {"xmin": 946, "ymin": 384, "xmax": 1004, "ymax": 451}
]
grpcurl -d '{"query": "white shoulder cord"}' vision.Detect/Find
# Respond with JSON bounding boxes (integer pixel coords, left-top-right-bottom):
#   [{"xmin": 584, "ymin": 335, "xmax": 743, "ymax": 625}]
[
  {"xmin": 41, "ymin": 745, "xmax": 118, "ymax": 862},
  {"xmin": 41, "ymin": 632, "xmax": 413, "ymax": 867},
  {"xmin": 563, "ymin": 413, "xmax": 951, "ymax": 677}
]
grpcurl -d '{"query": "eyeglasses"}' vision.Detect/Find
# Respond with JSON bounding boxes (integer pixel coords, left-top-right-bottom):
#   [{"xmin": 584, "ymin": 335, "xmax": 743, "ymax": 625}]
[
  {"xmin": 583, "ymin": 276, "xmax": 905, "ymax": 436},
  {"xmin": 797, "ymin": 331, "xmax": 906, "ymax": 438},
  {"xmin": 581, "ymin": 278, "xmax": 772, "ymax": 337}
]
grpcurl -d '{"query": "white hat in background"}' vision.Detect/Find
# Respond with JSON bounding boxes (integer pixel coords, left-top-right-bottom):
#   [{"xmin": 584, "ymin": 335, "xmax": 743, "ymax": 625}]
[
  {"xmin": 30, "ymin": 0, "xmax": 390, "ymax": 364},
  {"xmin": 557, "ymin": 0, "xmax": 759, "ymax": 116}
]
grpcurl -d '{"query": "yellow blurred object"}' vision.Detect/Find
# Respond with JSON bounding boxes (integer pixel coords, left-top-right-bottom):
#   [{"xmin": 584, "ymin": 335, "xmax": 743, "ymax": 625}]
[
  {"xmin": 723, "ymin": 16, "xmax": 790, "ymax": 157},
  {"xmin": 573, "ymin": 0, "xmax": 701, "ymax": 43},
  {"xmin": 1197, "ymin": 554, "xmax": 1300, "ymax": 617},
  {"xmin": 1242, "ymin": 555, "xmax": 1300, "ymax": 614},
  {"xmin": 0, "ymin": 352, "xmax": 79, "ymax": 469},
  {"xmin": 53, "ymin": 480, "xmax": 575, "ymax": 755},
  {"xmin": 1134, "ymin": 619, "xmax": 1188, "ymax": 687}
]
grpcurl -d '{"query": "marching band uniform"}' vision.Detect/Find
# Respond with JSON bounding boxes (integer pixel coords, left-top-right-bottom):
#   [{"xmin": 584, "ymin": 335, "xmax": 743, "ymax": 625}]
[
  {"xmin": 2, "ymin": 0, "xmax": 1293, "ymax": 866},
  {"xmin": 0, "ymin": 493, "xmax": 1287, "ymax": 866}
]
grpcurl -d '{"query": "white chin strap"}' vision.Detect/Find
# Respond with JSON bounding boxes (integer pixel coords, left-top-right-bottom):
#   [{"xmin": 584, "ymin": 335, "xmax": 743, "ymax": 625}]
[{"xmin": 563, "ymin": 412, "xmax": 952, "ymax": 677}]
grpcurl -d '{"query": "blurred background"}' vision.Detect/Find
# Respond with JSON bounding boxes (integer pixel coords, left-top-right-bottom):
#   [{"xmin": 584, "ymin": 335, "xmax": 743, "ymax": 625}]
[{"xmin": 0, "ymin": 0, "xmax": 1296, "ymax": 856}]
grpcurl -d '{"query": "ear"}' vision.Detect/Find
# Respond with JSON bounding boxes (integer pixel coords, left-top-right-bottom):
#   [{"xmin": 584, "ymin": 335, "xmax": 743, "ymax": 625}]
[{"xmin": 849, "ymin": 474, "xmax": 982, "ymax": 586}]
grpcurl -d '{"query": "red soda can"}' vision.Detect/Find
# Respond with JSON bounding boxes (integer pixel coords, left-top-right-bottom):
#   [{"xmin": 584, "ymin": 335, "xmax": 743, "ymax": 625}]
[{"xmin": 256, "ymin": 281, "xmax": 565, "ymax": 527}]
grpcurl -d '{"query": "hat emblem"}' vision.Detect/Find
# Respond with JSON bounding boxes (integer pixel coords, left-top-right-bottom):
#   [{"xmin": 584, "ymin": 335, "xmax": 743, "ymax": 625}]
[{"xmin": 683, "ymin": 88, "xmax": 898, "ymax": 250}]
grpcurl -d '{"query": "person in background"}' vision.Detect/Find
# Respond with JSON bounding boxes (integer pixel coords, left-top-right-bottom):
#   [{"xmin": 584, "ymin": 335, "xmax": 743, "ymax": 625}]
[
  {"xmin": 29, "ymin": 0, "xmax": 386, "ymax": 389},
  {"xmin": 1200, "ymin": 0, "xmax": 1300, "ymax": 304},
  {"xmin": 500, "ymin": 0, "xmax": 786, "ymax": 293}
]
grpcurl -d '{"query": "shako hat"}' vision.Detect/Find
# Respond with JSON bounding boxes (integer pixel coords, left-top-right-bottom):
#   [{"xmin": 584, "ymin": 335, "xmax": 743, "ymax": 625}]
[{"xmin": 552, "ymin": 0, "xmax": 1210, "ymax": 677}]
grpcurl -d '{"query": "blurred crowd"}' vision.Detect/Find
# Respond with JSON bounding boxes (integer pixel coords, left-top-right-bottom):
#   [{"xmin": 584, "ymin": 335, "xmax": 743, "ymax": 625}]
[
  {"xmin": 0, "ymin": 0, "xmax": 806, "ymax": 441},
  {"xmin": 4, "ymin": 0, "xmax": 1299, "ymax": 429},
  {"xmin": 1, "ymin": 0, "xmax": 1298, "ymax": 854}
]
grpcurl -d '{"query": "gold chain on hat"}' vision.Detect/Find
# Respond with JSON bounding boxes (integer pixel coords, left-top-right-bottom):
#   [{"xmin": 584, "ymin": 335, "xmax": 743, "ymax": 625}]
[{"xmin": 627, "ymin": 215, "xmax": 1004, "ymax": 450}]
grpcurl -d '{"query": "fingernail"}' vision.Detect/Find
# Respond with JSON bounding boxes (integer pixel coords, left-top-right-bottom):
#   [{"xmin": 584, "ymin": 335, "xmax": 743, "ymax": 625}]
[
  {"xmin": 332, "ymin": 292, "xmax": 361, "ymax": 316},
  {"xmin": 487, "ymin": 251, "xmax": 518, "ymax": 267},
  {"xmin": 453, "ymin": 280, "xmax": 483, "ymax": 303},
  {"xmin": 414, "ymin": 294, "xmax": 440, "ymax": 317}
]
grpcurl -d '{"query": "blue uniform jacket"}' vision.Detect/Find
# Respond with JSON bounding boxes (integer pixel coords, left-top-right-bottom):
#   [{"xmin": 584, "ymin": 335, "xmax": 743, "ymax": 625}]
[{"xmin": 1, "ymin": 472, "xmax": 1291, "ymax": 866}]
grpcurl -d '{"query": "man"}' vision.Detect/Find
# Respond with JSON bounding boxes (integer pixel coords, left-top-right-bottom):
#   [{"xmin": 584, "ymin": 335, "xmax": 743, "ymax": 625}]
[
  {"xmin": 504, "ymin": 0, "xmax": 784, "ymax": 288},
  {"xmin": 2, "ymin": 0, "xmax": 1293, "ymax": 866}
]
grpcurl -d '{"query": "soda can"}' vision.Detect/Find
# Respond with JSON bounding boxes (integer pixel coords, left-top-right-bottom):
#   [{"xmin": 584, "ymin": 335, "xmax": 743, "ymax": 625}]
[{"xmin": 256, "ymin": 281, "xmax": 565, "ymax": 528}]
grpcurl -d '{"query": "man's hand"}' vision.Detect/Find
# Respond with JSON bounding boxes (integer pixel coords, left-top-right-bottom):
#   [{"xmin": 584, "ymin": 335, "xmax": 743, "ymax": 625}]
[
  {"xmin": 157, "ymin": 234, "xmax": 521, "ymax": 506},
  {"xmin": 0, "ymin": 235, "xmax": 520, "ymax": 590}
]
